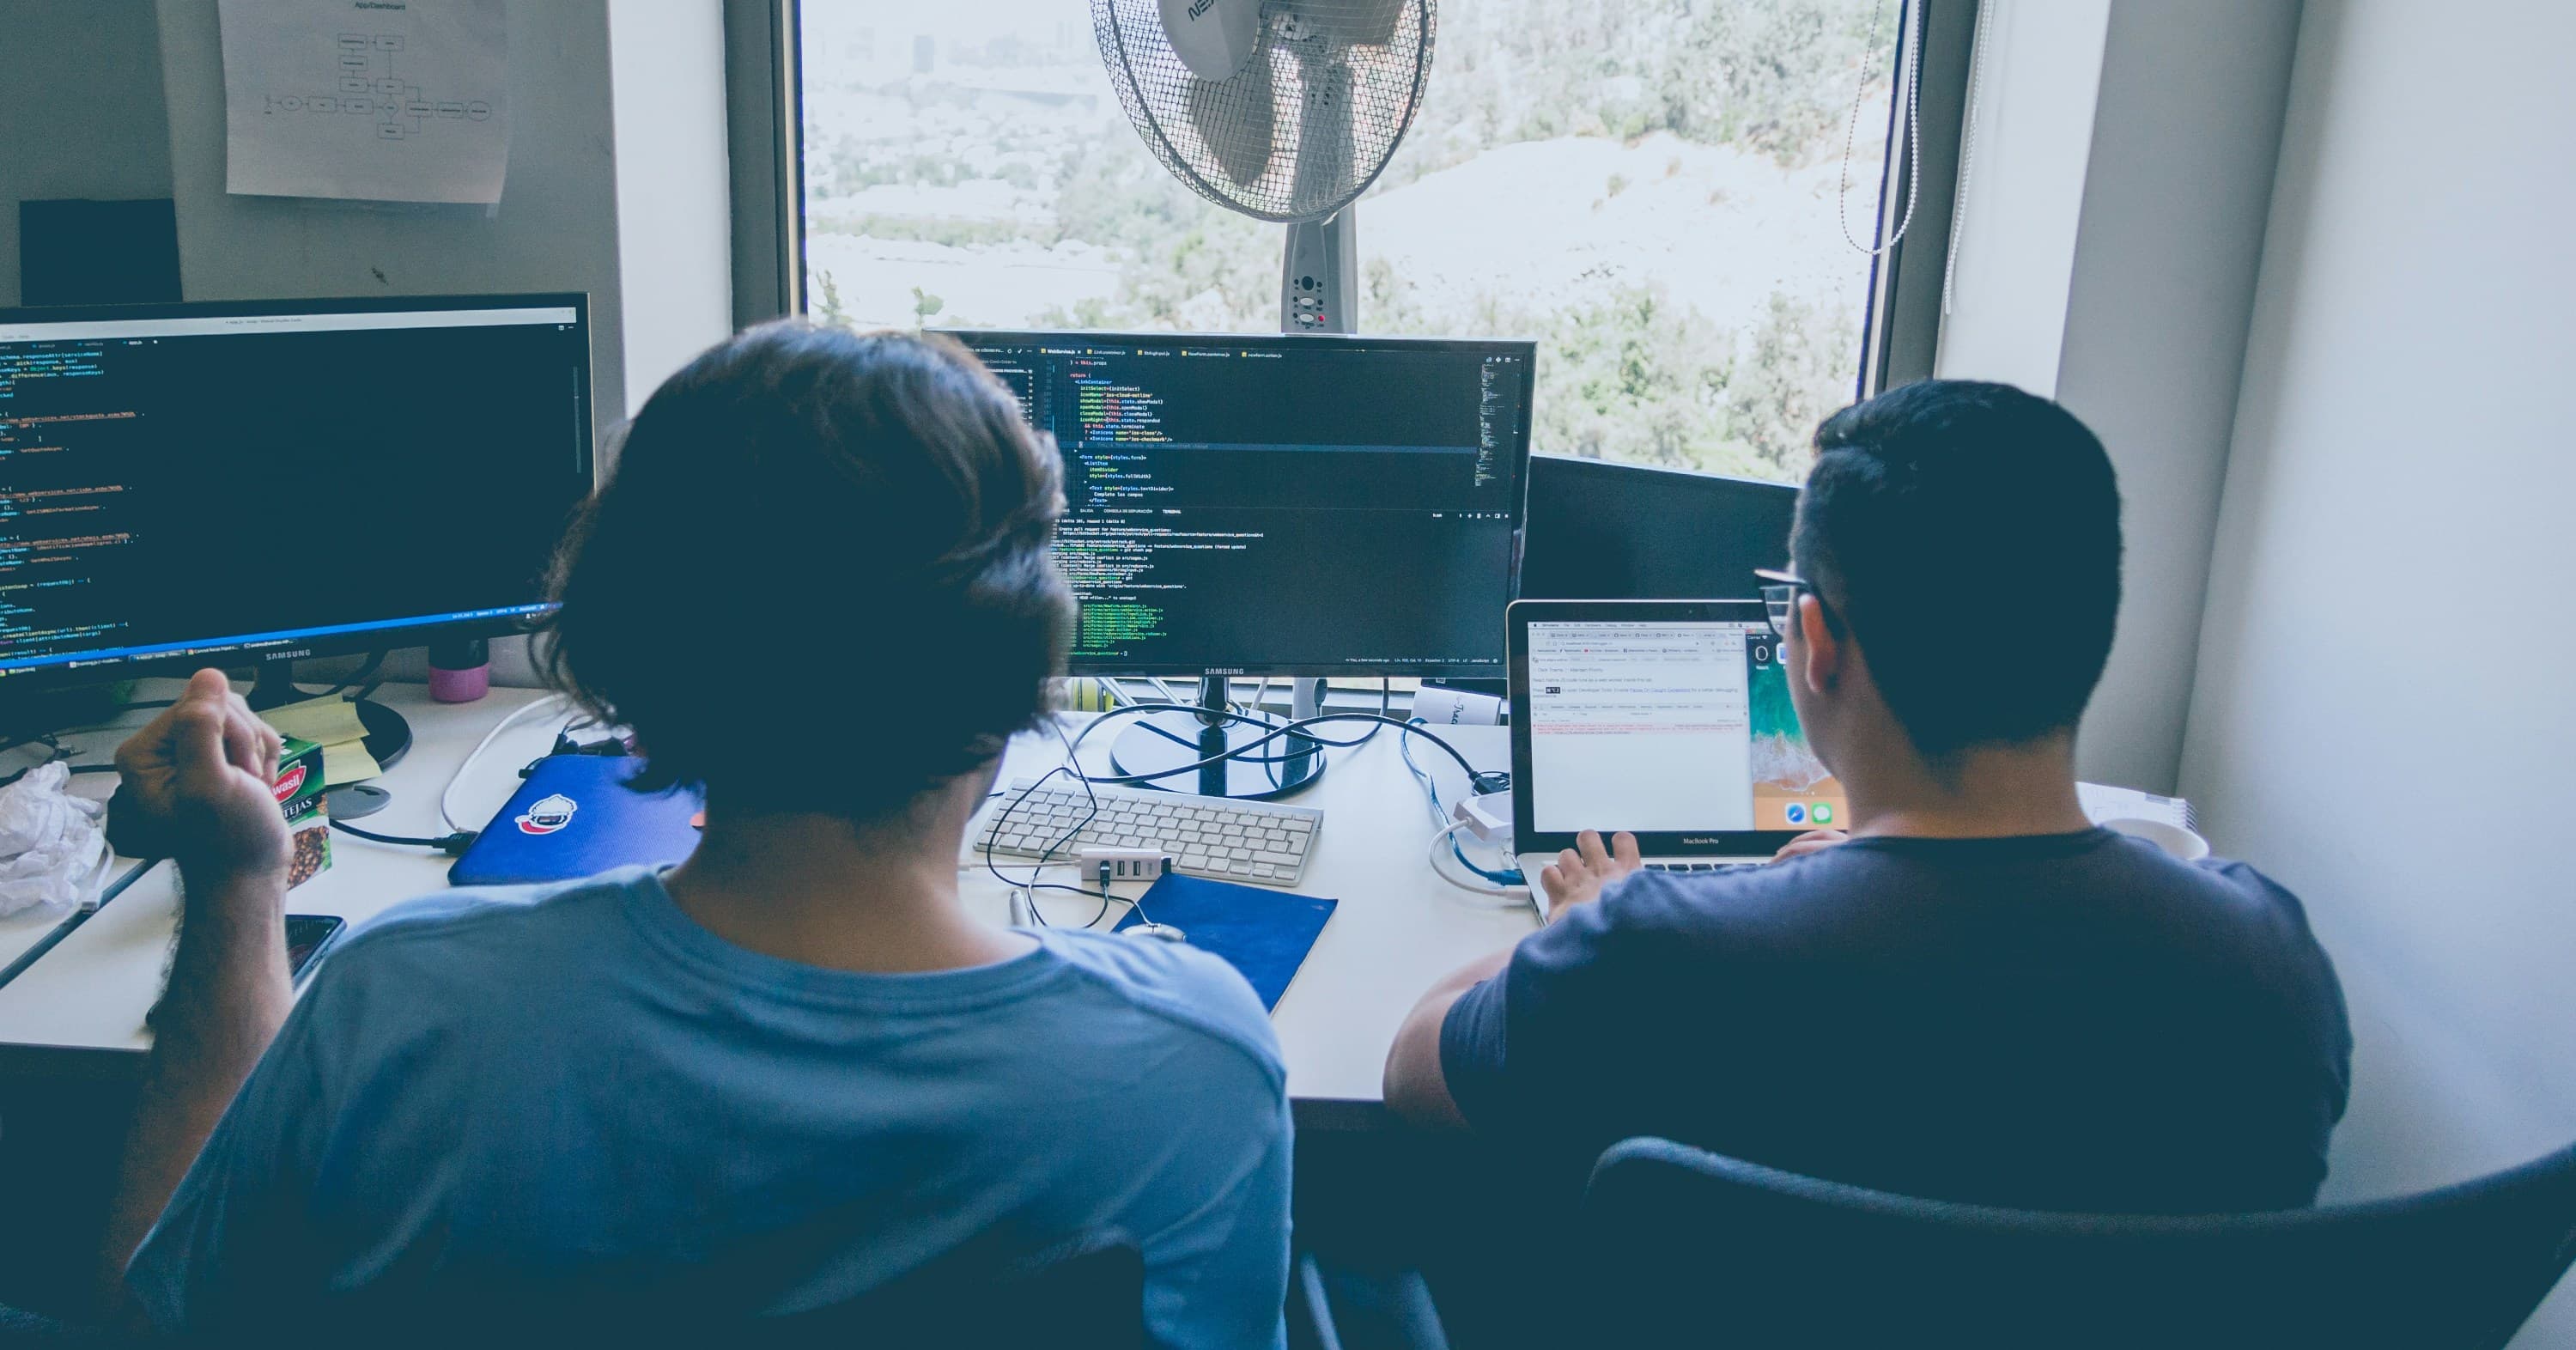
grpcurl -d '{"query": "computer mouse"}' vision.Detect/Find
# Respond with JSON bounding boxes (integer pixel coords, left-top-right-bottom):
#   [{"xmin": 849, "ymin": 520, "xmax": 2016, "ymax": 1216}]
[{"xmin": 1126, "ymin": 921, "xmax": 1188, "ymax": 944}]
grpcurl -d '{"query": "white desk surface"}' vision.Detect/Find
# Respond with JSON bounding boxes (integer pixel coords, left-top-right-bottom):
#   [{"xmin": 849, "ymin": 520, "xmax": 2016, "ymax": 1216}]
[{"xmin": 0, "ymin": 682, "xmax": 1534, "ymax": 1119}]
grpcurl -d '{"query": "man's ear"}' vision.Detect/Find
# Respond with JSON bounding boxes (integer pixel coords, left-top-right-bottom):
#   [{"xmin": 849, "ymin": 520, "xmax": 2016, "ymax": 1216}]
[{"xmin": 1797, "ymin": 593, "xmax": 1842, "ymax": 695}]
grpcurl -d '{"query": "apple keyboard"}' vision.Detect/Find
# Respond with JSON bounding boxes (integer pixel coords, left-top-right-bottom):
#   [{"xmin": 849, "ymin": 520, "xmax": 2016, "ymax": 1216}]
[{"xmin": 979, "ymin": 778, "xmax": 1322, "ymax": 885}]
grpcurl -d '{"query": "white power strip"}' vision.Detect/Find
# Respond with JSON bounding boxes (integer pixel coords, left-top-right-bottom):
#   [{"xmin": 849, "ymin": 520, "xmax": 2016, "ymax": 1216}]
[
  {"xmin": 1078, "ymin": 848, "xmax": 1173, "ymax": 881},
  {"xmin": 1454, "ymin": 790, "xmax": 1512, "ymax": 848}
]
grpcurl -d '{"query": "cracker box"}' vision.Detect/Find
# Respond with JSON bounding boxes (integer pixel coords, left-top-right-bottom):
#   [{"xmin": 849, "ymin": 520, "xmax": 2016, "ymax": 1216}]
[{"xmin": 270, "ymin": 735, "xmax": 332, "ymax": 889}]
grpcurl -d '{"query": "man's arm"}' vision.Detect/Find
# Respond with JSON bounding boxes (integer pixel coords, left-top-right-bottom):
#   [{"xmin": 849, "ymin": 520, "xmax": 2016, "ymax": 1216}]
[
  {"xmin": 1382, "ymin": 949, "xmax": 1509, "ymax": 1129},
  {"xmin": 1382, "ymin": 830, "xmax": 1638, "ymax": 1129},
  {"xmin": 96, "ymin": 671, "xmax": 295, "ymax": 1323}
]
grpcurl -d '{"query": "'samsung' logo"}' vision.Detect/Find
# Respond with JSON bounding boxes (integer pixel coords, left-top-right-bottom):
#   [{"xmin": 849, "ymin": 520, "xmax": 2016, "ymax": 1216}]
[{"xmin": 516, "ymin": 793, "xmax": 578, "ymax": 835}]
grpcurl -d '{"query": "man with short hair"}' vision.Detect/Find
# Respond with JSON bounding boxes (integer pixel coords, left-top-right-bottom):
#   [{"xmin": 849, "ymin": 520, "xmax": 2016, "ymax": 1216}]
[
  {"xmin": 100, "ymin": 325, "xmax": 1293, "ymax": 1345},
  {"xmin": 1384, "ymin": 380, "xmax": 2350, "ymax": 1218}
]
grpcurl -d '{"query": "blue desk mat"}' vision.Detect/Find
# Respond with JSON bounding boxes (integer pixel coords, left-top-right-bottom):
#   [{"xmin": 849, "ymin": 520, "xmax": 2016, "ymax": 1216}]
[{"xmin": 1111, "ymin": 873, "xmax": 1337, "ymax": 1012}]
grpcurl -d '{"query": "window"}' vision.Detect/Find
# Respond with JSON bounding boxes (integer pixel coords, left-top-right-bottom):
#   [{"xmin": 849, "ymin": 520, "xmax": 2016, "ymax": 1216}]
[{"xmin": 793, "ymin": 0, "xmax": 1922, "ymax": 484}]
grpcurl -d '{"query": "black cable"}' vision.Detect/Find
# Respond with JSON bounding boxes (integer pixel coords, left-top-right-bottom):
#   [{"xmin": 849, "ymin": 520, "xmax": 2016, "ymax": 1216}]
[
  {"xmin": 317, "ymin": 650, "xmax": 386, "ymax": 701},
  {"xmin": 1064, "ymin": 705, "xmax": 1491, "ymax": 790},
  {"xmin": 0, "ymin": 757, "xmax": 116, "ymax": 789},
  {"xmin": 979, "ymin": 721, "xmax": 1118, "ymax": 927},
  {"xmin": 329, "ymin": 818, "xmax": 477, "ymax": 854}
]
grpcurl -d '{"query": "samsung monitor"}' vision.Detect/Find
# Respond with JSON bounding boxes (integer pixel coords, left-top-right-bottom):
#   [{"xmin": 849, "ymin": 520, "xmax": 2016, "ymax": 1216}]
[
  {"xmin": 0, "ymin": 295, "xmax": 593, "ymax": 746},
  {"xmin": 948, "ymin": 328, "xmax": 1535, "ymax": 794}
]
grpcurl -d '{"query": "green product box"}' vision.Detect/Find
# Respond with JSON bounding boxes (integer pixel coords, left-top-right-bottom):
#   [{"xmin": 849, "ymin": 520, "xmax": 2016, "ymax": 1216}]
[{"xmin": 270, "ymin": 735, "xmax": 332, "ymax": 889}]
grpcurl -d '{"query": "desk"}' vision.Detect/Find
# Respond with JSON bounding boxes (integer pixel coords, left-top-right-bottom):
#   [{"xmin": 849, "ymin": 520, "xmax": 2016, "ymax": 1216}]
[{"xmin": 0, "ymin": 682, "xmax": 1534, "ymax": 1123}]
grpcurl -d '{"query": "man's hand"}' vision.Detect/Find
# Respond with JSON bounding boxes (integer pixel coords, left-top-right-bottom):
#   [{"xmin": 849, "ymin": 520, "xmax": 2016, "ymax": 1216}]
[
  {"xmin": 109, "ymin": 669, "xmax": 291, "ymax": 883},
  {"xmin": 1539, "ymin": 829, "xmax": 1640, "ymax": 922},
  {"xmin": 1771, "ymin": 829, "xmax": 1850, "ymax": 863}
]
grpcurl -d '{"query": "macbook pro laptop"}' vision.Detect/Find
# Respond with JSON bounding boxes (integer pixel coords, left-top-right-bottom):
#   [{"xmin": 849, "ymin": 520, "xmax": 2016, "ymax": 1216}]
[{"xmin": 1509, "ymin": 599, "xmax": 1850, "ymax": 915}]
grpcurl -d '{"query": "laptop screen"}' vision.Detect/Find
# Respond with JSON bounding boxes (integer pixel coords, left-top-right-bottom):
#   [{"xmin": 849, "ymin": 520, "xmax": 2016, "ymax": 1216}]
[{"xmin": 1521, "ymin": 616, "xmax": 1848, "ymax": 838}]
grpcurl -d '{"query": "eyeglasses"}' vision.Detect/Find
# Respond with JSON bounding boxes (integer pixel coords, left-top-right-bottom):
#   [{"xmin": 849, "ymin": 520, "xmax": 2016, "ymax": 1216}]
[{"xmin": 1754, "ymin": 568, "xmax": 1832, "ymax": 644}]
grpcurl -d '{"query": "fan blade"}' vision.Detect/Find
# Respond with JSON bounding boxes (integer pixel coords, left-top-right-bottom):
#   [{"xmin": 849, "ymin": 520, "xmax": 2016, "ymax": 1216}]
[
  {"xmin": 1157, "ymin": 0, "xmax": 1262, "ymax": 80},
  {"xmin": 1188, "ymin": 46, "xmax": 1275, "ymax": 188},
  {"xmin": 1276, "ymin": 0, "xmax": 1406, "ymax": 47},
  {"xmin": 1286, "ymin": 52, "xmax": 1358, "ymax": 218}
]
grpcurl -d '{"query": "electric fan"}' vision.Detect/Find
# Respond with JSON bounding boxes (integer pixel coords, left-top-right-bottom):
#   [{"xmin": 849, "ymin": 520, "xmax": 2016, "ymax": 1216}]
[{"xmin": 1091, "ymin": 0, "xmax": 1437, "ymax": 332}]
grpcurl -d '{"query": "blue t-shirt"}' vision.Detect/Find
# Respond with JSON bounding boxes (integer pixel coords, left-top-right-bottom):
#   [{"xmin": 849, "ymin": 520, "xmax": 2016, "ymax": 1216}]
[
  {"xmin": 1443, "ymin": 830, "xmax": 2351, "ymax": 1214},
  {"xmin": 131, "ymin": 867, "xmax": 1291, "ymax": 1346}
]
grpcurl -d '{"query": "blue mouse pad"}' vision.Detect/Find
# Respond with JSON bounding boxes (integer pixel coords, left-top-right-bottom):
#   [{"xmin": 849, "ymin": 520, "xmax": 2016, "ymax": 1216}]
[
  {"xmin": 1111, "ymin": 873, "xmax": 1337, "ymax": 1012},
  {"xmin": 447, "ymin": 756, "xmax": 703, "ymax": 886}
]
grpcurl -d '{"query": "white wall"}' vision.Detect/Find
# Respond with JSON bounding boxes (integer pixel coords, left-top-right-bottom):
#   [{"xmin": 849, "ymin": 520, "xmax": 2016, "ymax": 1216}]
[
  {"xmin": 2178, "ymin": 3, "xmax": 2576, "ymax": 1342},
  {"xmin": 152, "ymin": 0, "xmax": 629, "ymax": 428},
  {"xmin": 606, "ymin": 0, "xmax": 733, "ymax": 416},
  {"xmin": 2051, "ymin": 0, "xmax": 2301, "ymax": 794},
  {"xmin": 0, "ymin": 0, "xmax": 175, "ymax": 307}
]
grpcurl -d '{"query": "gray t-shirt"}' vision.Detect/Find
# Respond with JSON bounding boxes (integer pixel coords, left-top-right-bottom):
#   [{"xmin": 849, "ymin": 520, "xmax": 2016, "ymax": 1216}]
[
  {"xmin": 1443, "ymin": 830, "xmax": 2351, "ymax": 1214},
  {"xmin": 131, "ymin": 866, "xmax": 1291, "ymax": 1346}
]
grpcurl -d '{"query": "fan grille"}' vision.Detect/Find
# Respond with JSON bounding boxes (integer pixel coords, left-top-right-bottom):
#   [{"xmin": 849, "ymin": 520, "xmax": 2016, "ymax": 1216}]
[{"xmin": 1094, "ymin": 0, "xmax": 1437, "ymax": 224}]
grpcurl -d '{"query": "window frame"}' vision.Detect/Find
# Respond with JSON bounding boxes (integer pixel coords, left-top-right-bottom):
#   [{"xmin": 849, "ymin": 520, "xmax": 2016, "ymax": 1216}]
[{"xmin": 726, "ymin": 0, "xmax": 1975, "ymax": 392}]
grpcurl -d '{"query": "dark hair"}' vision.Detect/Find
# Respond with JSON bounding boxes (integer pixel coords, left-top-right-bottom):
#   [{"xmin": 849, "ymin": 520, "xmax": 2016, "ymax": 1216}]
[
  {"xmin": 541, "ymin": 321, "xmax": 1072, "ymax": 821},
  {"xmin": 1791, "ymin": 379, "xmax": 2122, "ymax": 763}
]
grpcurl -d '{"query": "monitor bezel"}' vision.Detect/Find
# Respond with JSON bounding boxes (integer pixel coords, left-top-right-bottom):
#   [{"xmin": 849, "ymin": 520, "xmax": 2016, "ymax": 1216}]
[
  {"xmin": 0, "ymin": 292, "xmax": 592, "ymax": 698},
  {"xmin": 1508, "ymin": 598, "xmax": 1816, "ymax": 858},
  {"xmin": 940, "ymin": 327, "xmax": 1539, "ymax": 679}
]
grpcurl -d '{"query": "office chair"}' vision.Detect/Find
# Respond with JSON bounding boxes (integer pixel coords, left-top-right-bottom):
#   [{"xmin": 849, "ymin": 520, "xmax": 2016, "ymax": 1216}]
[{"xmin": 1579, "ymin": 1135, "xmax": 2576, "ymax": 1348}]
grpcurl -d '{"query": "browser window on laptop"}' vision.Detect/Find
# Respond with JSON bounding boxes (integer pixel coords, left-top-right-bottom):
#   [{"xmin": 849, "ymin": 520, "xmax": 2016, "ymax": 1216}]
[{"xmin": 1510, "ymin": 601, "xmax": 1848, "ymax": 865}]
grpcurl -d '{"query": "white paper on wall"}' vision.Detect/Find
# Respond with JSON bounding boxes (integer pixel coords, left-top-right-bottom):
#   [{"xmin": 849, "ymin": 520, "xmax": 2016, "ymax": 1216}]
[{"xmin": 218, "ymin": 0, "xmax": 509, "ymax": 204}]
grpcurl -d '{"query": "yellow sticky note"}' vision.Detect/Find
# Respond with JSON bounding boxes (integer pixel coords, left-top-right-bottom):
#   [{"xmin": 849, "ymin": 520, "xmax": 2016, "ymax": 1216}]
[
  {"xmin": 322, "ymin": 739, "xmax": 380, "ymax": 788},
  {"xmin": 260, "ymin": 695, "xmax": 369, "ymax": 747}
]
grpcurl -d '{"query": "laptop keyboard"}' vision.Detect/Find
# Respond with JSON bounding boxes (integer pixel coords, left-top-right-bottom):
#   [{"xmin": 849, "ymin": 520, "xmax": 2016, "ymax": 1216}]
[{"xmin": 1643, "ymin": 862, "xmax": 1764, "ymax": 874}]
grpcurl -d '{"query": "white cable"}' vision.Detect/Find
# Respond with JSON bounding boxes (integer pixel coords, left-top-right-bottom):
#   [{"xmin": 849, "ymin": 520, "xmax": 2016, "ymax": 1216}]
[
  {"xmin": 1427, "ymin": 819, "xmax": 1522, "ymax": 897},
  {"xmin": 1838, "ymin": 0, "xmax": 1925, "ymax": 256},
  {"xmin": 439, "ymin": 693, "xmax": 572, "ymax": 834}
]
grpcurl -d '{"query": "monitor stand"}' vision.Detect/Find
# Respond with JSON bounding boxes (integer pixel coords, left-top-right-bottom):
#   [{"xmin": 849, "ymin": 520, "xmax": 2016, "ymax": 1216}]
[
  {"xmin": 246, "ymin": 662, "xmax": 411, "ymax": 820},
  {"xmin": 1105, "ymin": 675, "xmax": 1325, "ymax": 800}
]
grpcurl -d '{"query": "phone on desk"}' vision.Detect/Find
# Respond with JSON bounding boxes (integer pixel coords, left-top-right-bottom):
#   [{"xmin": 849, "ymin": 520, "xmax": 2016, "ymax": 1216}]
[{"xmin": 287, "ymin": 915, "xmax": 345, "ymax": 982}]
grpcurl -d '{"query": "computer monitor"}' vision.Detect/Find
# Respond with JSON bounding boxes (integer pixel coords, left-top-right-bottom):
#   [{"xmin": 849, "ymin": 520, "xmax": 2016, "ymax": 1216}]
[
  {"xmin": 0, "ymin": 295, "xmax": 593, "ymax": 744},
  {"xmin": 948, "ymin": 328, "xmax": 1534, "ymax": 795},
  {"xmin": 1517, "ymin": 454, "xmax": 1800, "ymax": 601}
]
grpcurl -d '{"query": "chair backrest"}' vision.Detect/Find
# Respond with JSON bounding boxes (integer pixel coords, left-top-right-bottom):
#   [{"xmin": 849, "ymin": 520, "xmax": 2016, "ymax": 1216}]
[{"xmin": 1580, "ymin": 1136, "xmax": 2576, "ymax": 1350}]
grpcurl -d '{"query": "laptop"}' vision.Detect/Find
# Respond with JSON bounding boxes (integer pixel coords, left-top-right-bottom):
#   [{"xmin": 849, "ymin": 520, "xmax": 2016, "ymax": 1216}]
[
  {"xmin": 447, "ymin": 756, "xmax": 704, "ymax": 887},
  {"xmin": 1508, "ymin": 599, "xmax": 1850, "ymax": 916}
]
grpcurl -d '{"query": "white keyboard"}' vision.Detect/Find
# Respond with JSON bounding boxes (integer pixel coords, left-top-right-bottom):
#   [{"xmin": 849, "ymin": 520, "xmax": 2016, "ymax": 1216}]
[{"xmin": 979, "ymin": 778, "xmax": 1322, "ymax": 885}]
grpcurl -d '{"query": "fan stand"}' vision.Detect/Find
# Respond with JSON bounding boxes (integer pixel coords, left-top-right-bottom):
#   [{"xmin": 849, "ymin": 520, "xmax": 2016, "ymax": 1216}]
[{"xmin": 1282, "ymin": 210, "xmax": 1358, "ymax": 333}]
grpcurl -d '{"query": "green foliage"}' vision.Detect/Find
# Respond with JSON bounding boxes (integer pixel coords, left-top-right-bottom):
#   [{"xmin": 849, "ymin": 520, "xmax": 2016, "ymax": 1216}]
[
  {"xmin": 807, "ymin": 213, "xmax": 1026, "ymax": 249},
  {"xmin": 1370, "ymin": 261, "xmax": 1856, "ymax": 480},
  {"xmin": 813, "ymin": 269, "xmax": 850, "ymax": 327},
  {"xmin": 1725, "ymin": 290, "xmax": 1861, "ymax": 480},
  {"xmin": 1378, "ymin": 0, "xmax": 1885, "ymax": 191},
  {"xmin": 800, "ymin": 0, "xmax": 1888, "ymax": 475},
  {"xmin": 1036, "ymin": 130, "xmax": 1279, "ymax": 330}
]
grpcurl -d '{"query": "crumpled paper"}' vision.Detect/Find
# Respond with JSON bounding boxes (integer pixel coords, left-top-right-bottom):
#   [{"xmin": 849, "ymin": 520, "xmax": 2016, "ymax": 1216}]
[{"xmin": 0, "ymin": 761, "xmax": 112, "ymax": 917}]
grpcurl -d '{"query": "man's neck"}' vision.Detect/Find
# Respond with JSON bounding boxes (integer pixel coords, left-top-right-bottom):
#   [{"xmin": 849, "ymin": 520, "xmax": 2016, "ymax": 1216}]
[
  {"xmin": 1843, "ymin": 736, "xmax": 2094, "ymax": 841},
  {"xmin": 664, "ymin": 803, "xmax": 1030, "ymax": 975}
]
